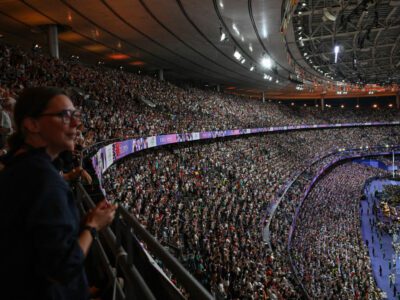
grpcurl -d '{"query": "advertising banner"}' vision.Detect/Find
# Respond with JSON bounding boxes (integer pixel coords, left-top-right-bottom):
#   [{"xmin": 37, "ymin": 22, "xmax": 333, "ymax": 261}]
[
  {"xmin": 92, "ymin": 121, "xmax": 400, "ymax": 183},
  {"xmin": 156, "ymin": 134, "xmax": 178, "ymax": 146}
]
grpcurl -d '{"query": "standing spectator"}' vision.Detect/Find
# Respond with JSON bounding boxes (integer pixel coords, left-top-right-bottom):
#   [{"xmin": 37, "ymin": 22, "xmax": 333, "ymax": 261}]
[
  {"xmin": 0, "ymin": 87, "xmax": 117, "ymax": 300},
  {"xmin": 0, "ymin": 102, "xmax": 12, "ymax": 154}
]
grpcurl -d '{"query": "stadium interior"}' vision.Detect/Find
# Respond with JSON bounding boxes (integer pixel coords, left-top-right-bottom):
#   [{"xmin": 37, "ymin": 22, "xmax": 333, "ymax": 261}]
[{"xmin": 0, "ymin": 0, "xmax": 400, "ymax": 299}]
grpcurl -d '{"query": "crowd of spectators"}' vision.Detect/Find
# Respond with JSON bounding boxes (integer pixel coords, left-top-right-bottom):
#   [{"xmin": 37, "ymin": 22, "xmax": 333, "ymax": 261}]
[
  {"xmin": 103, "ymin": 127, "xmax": 400, "ymax": 299},
  {"xmin": 1, "ymin": 42, "xmax": 400, "ymax": 299},
  {"xmin": 1, "ymin": 42, "xmax": 400, "ymax": 155},
  {"xmin": 291, "ymin": 163, "xmax": 387, "ymax": 299}
]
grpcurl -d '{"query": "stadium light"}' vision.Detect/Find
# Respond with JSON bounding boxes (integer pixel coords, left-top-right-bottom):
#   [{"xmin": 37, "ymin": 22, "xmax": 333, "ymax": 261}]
[
  {"xmin": 233, "ymin": 49, "xmax": 242, "ymax": 60},
  {"xmin": 232, "ymin": 24, "xmax": 240, "ymax": 35},
  {"xmin": 220, "ymin": 31, "xmax": 226, "ymax": 42},
  {"xmin": 261, "ymin": 54, "xmax": 273, "ymax": 69},
  {"xmin": 334, "ymin": 45, "xmax": 340, "ymax": 63}
]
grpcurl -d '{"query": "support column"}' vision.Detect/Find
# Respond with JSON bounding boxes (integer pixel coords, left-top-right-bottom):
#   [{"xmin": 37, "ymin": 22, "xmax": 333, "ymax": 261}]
[
  {"xmin": 159, "ymin": 69, "xmax": 164, "ymax": 81},
  {"xmin": 321, "ymin": 97, "xmax": 325, "ymax": 111},
  {"xmin": 217, "ymin": 84, "xmax": 220, "ymax": 93},
  {"xmin": 397, "ymin": 94, "xmax": 400, "ymax": 109},
  {"xmin": 48, "ymin": 24, "xmax": 59, "ymax": 59},
  {"xmin": 262, "ymin": 92, "xmax": 265, "ymax": 103}
]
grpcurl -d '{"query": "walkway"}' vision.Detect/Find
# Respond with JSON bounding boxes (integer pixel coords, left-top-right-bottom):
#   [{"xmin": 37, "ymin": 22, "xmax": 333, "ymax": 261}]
[{"xmin": 361, "ymin": 179, "xmax": 400, "ymax": 300}]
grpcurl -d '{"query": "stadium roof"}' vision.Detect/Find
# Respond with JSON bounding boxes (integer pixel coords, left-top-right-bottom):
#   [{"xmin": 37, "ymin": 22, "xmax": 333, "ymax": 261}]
[{"xmin": 0, "ymin": 0, "xmax": 398, "ymax": 99}]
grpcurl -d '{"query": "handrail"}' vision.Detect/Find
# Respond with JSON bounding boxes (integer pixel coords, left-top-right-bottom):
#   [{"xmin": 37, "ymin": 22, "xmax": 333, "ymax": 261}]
[
  {"xmin": 76, "ymin": 183, "xmax": 213, "ymax": 300},
  {"xmin": 118, "ymin": 207, "xmax": 214, "ymax": 300},
  {"xmin": 262, "ymin": 149, "xmax": 336, "ymax": 248},
  {"xmin": 76, "ymin": 183, "xmax": 157, "ymax": 300}
]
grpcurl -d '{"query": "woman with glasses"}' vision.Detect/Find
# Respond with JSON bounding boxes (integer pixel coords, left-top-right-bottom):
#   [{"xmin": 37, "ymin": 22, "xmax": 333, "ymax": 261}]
[{"xmin": 0, "ymin": 87, "xmax": 117, "ymax": 300}]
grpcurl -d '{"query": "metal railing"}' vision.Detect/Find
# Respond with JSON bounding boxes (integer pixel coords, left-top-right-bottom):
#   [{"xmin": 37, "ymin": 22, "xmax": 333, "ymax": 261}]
[
  {"xmin": 76, "ymin": 183, "xmax": 156, "ymax": 300},
  {"xmin": 75, "ymin": 183, "xmax": 214, "ymax": 300}
]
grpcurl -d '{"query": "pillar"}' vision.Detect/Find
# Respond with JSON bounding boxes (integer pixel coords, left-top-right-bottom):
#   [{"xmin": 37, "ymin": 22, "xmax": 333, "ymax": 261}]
[
  {"xmin": 48, "ymin": 24, "xmax": 59, "ymax": 59},
  {"xmin": 321, "ymin": 97, "xmax": 325, "ymax": 111},
  {"xmin": 159, "ymin": 69, "xmax": 164, "ymax": 81},
  {"xmin": 397, "ymin": 94, "xmax": 400, "ymax": 109},
  {"xmin": 262, "ymin": 92, "xmax": 265, "ymax": 103},
  {"xmin": 217, "ymin": 84, "xmax": 220, "ymax": 93}
]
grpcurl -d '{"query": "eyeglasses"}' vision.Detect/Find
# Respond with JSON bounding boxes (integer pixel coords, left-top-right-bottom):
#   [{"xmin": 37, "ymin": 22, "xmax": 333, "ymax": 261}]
[{"xmin": 39, "ymin": 109, "xmax": 82, "ymax": 124}]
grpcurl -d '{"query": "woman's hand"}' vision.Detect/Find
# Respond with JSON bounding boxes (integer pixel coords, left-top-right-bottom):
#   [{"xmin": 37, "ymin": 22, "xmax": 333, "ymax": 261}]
[
  {"xmin": 80, "ymin": 169, "xmax": 93, "ymax": 185},
  {"xmin": 85, "ymin": 199, "xmax": 117, "ymax": 231}
]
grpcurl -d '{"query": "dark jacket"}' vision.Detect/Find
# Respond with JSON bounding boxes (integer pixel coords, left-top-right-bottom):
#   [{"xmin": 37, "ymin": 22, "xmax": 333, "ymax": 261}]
[{"xmin": 0, "ymin": 148, "xmax": 88, "ymax": 300}]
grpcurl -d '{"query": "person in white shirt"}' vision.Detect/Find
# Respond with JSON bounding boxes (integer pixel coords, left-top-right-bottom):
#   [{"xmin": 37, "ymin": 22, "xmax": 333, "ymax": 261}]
[{"xmin": 0, "ymin": 102, "xmax": 12, "ymax": 154}]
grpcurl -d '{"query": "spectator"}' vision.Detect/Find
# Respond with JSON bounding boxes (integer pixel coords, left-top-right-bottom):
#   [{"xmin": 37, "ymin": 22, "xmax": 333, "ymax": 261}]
[
  {"xmin": 0, "ymin": 102, "xmax": 12, "ymax": 153},
  {"xmin": 0, "ymin": 87, "xmax": 116, "ymax": 300}
]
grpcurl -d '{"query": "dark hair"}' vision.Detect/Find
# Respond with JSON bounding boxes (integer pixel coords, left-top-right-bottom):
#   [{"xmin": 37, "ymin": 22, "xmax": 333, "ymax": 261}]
[{"xmin": 8, "ymin": 87, "xmax": 68, "ymax": 151}]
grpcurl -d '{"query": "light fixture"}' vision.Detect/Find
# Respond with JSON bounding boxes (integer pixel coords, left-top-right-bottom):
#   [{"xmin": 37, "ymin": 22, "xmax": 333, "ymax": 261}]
[
  {"xmin": 233, "ymin": 49, "xmax": 242, "ymax": 60},
  {"xmin": 250, "ymin": 65, "xmax": 255, "ymax": 71},
  {"xmin": 261, "ymin": 54, "xmax": 273, "ymax": 69},
  {"xmin": 232, "ymin": 24, "xmax": 240, "ymax": 35},
  {"xmin": 240, "ymin": 58, "xmax": 246, "ymax": 64},
  {"xmin": 249, "ymin": 44, "xmax": 253, "ymax": 52},
  {"xmin": 334, "ymin": 45, "xmax": 340, "ymax": 63},
  {"xmin": 263, "ymin": 74, "xmax": 273, "ymax": 81},
  {"xmin": 220, "ymin": 27, "xmax": 227, "ymax": 42}
]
